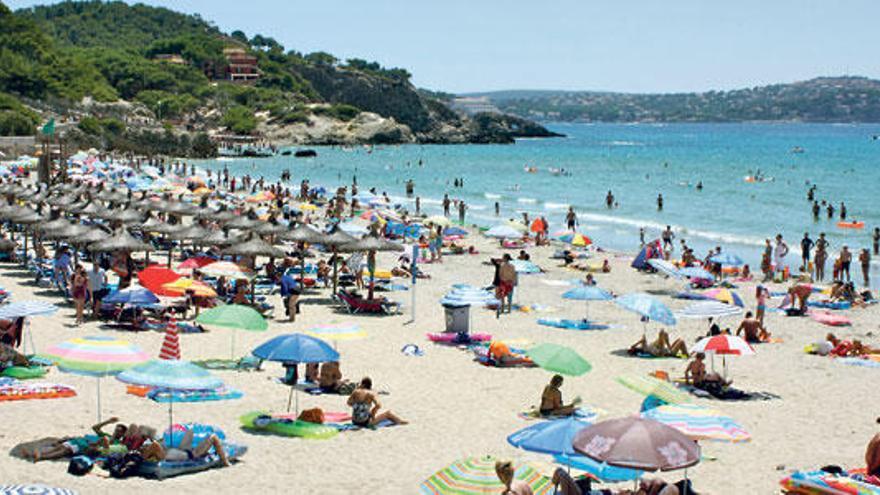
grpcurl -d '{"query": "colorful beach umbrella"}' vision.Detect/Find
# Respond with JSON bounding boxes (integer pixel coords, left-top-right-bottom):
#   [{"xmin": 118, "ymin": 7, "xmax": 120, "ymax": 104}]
[
  {"xmin": 176, "ymin": 256, "xmax": 216, "ymax": 275},
  {"xmin": 615, "ymin": 374, "xmax": 690, "ymax": 405},
  {"xmin": 615, "ymin": 293, "xmax": 676, "ymax": 327},
  {"xmin": 641, "ymin": 403, "xmax": 751, "ymax": 443},
  {"xmin": 572, "ymin": 417, "xmax": 701, "ymax": 472},
  {"xmin": 701, "ymin": 288, "xmax": 744, "ymax": 307},
  {"xmin": 159, "ymin": 320, "xmax": 180, "ymax": 360},
  {"xmin": 647, "ymin": 259, "xmax": 683, "ymax": 279},
  {"xmin": 43, "ymin": 336, "xmax": 150, "ymax": 421},
  {"xmin": 692, "ymin": 335, "xmax": 755, "ymax": 356},
  {"xmin": 420, "ymin": 455, "xmax": 553, "ymax": 495},
  {"xmin": 305, "ymin": 323, "xmax": 366, "ymax": 342},
  {"xmin": 556, "ymin": 232, "xmax": 592, "ymax": 247},
  {"xmin": 160, "ymin": 278, "xmax": 217, "ymax": 297},
  {"xmin": 0, "ymin": 484, "xmax": 77, "ymax": 495},
  {"xmin": 527, "ymin": 343, "xmax": 592, "ymax": 376}
]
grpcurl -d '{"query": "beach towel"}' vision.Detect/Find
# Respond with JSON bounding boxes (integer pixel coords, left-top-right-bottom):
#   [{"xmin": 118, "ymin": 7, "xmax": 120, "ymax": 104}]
[
  {"xmin": 331, "ymin": 419, "xmax": 397, "ymax": 432},
  {"xmin": 675, "ymin": 382, "xmax": 780, "ymax": 402},
  {"xmin": 780, "ymin": 469, "xmax": 880, "ymax": 495},
  {"xmin": 837, "ymin": 357, "xmax": 880, "ymax": 368},
  {"xmin": 538, "ymin": 318, "xmax": 609, "ymax": 331},
  {"xmin": 518, "ymin": 406, "xmax": 601, "ymax": 422}
]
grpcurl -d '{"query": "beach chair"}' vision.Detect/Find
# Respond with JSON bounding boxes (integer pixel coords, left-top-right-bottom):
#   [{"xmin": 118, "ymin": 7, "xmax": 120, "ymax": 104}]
[{"xmin": 336, "ymin": 289, "xmax": 399, "ymax": 315}]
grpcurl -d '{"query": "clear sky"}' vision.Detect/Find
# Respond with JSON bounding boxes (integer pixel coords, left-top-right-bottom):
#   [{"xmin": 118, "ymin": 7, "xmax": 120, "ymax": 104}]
[{"xmin": 8, "ymin": 0, "xmax": 880, "ymax": 94}]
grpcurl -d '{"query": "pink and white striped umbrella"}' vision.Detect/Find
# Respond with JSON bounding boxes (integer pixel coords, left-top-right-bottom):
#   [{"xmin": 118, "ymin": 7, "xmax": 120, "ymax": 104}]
[{"xmin": 692, "ymin": 335, "xmax": 755, "ymax": 356}]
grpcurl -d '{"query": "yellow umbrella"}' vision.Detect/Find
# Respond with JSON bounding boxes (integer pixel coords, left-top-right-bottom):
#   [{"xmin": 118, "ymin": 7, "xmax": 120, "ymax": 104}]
[
  {"xmin": 298, "ymin": 203, "xmax": 319, "ymax": 212},
  {"xmin": 161, "ymin": 278, "xmax": 217, "ymax": 297}
]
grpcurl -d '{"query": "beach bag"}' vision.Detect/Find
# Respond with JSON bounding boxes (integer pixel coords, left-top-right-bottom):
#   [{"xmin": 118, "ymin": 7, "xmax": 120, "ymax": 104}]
[
  {"xmin": 108, "ymin": 452, "xmax": 143, "ymax": 479},
  {"xmin": 298, "ymin": 407, "xmax": 325, "ymax": 424},
  {"xmin": 67, "ymin": 455, "xmax": 93, "ymax": 476}
]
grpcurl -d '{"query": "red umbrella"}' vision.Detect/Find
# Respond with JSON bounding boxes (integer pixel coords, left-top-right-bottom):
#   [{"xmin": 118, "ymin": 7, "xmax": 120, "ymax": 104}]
[
  {"xmin": 572, "ymin": 416, "xmax": 701, "ymax": 472},
  {"xmin": 137, "ymin": 265, "xmax": 181, "ymax": 297},
  {"xmin": 177, "ymin": 256, "xmax": 215, "ymax": 275}
]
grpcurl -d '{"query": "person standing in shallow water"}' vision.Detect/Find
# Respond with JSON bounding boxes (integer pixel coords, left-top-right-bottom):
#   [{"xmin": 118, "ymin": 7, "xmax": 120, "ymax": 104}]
[
  {"xmin": 657, "ymin": 193, "xmax": 663, "ymax": 211},
  {"xmin": 873, "ymin": 227, "xmax": 879, "ymax": 256}
]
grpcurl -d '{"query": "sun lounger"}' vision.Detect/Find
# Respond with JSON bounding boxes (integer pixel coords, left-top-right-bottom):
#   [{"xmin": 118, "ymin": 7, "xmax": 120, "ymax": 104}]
[{"xmin": 337, "ymin": 289, "xmax": 399, "ymax": 315}]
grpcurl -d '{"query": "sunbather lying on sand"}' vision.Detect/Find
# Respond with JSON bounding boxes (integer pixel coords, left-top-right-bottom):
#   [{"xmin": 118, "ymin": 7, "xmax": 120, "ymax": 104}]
[
  {"xmin": 25, "ymin": 417, "xmax": 127, "ymax": 461},
  {"xmin": 823, "ymin": 334, "xmax": 880, "ymax": 357},
  {"xmin": 540, "ymin": 374, "xmax": 581, "ymax": 416},
  {"xmin": 629, "ymin": 330, "xmax": 688, "ymax": 358},
  {"xmin": 139, "ymin": 425, "xmax": 229, "ymax": 466}
]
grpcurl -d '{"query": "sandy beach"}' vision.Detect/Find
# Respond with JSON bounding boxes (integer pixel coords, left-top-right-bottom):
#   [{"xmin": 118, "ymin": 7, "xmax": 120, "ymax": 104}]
[{"xmin": 0, "ymin": 227, "xmax": 876, "ymax": 494}]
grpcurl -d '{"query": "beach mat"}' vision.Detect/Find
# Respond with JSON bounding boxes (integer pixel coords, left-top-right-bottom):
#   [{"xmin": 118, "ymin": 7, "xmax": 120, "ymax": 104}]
[
  {"xmin": 0, "ymin": 380, "xmax": 76, "ymax": 402},
  {"xmin": 675, "ymin": 382, "xmax": 780, "ymax": 402},
  {"xmin": 610, "ymin": 349, "xmax": 686, "ymax": 360},
  {"xmin": 538, "ymin": 318, "xmax": 609, "ymax": 331},
  {"xmin": 518, "ymin": 406, "xmax": 601, "ymax": 422},
  {"xmin": 331, "ymin": 419, "xmax": 397, "ymax": 432}
]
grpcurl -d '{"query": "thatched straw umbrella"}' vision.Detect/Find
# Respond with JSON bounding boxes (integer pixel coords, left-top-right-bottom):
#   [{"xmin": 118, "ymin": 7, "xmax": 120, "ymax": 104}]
[
  {"xmin": 164, "ymin": 224, "xmax": 210, "ymax": 268},
  {"xmin": 222, "ymin": 234, "xmax": 285, "ymax": 302},
  {"xmin": 336, "ymin": 236, "xmax": 404, "ymax": 299},
  {"xmin": 322, "ymin": 228, "xmax": 357, "ymax": 295}
]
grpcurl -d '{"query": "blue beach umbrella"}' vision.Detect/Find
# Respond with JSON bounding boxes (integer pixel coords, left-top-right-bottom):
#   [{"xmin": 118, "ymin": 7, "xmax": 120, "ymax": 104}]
[
  {"xmin": 103, "ymin": 286, "xmax": 160, "ymax": 306},
  {"xmin": 252, "ymin": 333, "xmax": 339, "ymax": 413},
  {"xmin": 709, "ymin": 253, "xmax": 744, "ymax": 267},
  {"xmin": 0, "ymin": 300, "xmax": 58, "ymax": 318},
  {"xmin": 563, "ymin": 286, "xmax": 612, "ymax": 321},
  {"xmin": 508, "ymin": 416, "xmax": 592, "ymax": 457},
  {"xmin": 117, "ymin": 359, "xmax": 224, "ymax": 431},
  {"xmin": 553, "ymin": 454, "xmax": 643, "ymax": 483},
  {"xmin": 679, "ymin": 267, "xmax": 714, "ymax": 280},
  {"xmin": 647, "ymin": 259, "xmax": 683, "ymax": 279},
  {"xmin": 615, "ymin": 292, "xmax": 676, "ymax": 329}
]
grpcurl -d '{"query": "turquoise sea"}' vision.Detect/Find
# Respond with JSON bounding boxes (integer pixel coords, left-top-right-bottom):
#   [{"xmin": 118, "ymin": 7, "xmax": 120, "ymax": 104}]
[{"xmin": 199, "ymin": 123, "xmax": 880, "ymax": 284}]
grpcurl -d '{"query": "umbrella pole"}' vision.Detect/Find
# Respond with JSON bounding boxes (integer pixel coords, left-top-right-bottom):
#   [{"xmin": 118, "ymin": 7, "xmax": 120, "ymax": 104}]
[
  {"xmin": 96, "ymin": 377, "xmax": 102, "ymax": 423},
  {"xmin": 286, "ymin": 384, "xmax": 294, "ymax": 413},
  {"xmin": 332, "ymin": 247, "xmax": 339, "ymax": 298},
  {"xmin": 168, "ymin": 399, "xmax": 174, "ymax": 435},
  {"xmin": 167, "ymin": 246, "xmax": 172, "ymax": 268},
  {"xmin": 230, "ymin": 330, "xmax": 236, "ymax": 360}
]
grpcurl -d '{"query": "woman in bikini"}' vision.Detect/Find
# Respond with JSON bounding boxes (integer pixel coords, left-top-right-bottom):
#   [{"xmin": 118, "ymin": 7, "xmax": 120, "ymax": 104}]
[
  {"xmin": 71, "ymin": 265, "xmax": 88, "ymax": 326},
  {"xmin": 139, "ymin": 425, "xmax": 229, "ymax": 467},
  {"xmin": 629, "ymin": 330, "xmax": 689, "ymax": 357},
  {"xmin": 346, "ymin": 377, "xmax": 407, "ymax": 427}
]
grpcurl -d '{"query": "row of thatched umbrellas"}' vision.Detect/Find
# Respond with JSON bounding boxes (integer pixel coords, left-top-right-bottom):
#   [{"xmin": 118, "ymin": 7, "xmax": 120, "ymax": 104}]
[{"xmin": 0, "ymin": 180, "xmax": 404, "ymax": 298}]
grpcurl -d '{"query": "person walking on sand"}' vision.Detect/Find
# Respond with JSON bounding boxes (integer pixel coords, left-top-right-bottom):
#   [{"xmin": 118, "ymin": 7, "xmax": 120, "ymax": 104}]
[
  {"xmin": 755, "ymin": 285, "xmax": 770, "ymax": 326},
  {"xmin": 815, "ymin": 233, "xmax": 829, "ymax": 281},
  {"xmin": 860, "ymin": 248, "xmax": 871, "ymax": 287},
  {"xmin": 496, "ymin": 254, "xmax": 516, "ymax": 316}
]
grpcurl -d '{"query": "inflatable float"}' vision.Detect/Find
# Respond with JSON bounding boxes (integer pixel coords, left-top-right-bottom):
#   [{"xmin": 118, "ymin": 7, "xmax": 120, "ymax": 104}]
[
  {"xmin": 837, "ymin": 221, "xmax": 865, "ymax": 229},
  {"xmin": 779, "ymin": 469, "xmax": 880, "ymax": 494},
  {"xmin": 0, "ymin": 381, "xmax": 76, "ymax": 402},
  {"xmin": 149, "ymin": 387, "xmax": 243, "ymax": 403},
  {"xmin": 809, "ymin": 310, "xmax": 852, "ymax": 327},
  {"xmin": 139, "ymin": 443, "xmax": 246, "ymax": 480},
  {"xmin": 239, "ymin": 411, "xmax": 338, "ymax": 439},
  {"xmin": 1, "ymin": 366, "xmax": 48, "ymax": 380},
  {"xmin": 538, "ymin": 318, "xmax": 609, "ymax": 330}
]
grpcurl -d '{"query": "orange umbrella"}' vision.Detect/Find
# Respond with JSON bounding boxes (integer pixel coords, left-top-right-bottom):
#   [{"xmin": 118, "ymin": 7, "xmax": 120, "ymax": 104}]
[
  {"xmin": 161, "ymin": 278, "xmax": 217, "ymax": 297},
  {"xmin": 137, "ymin": 265, "xmax": 181, "ymax": 297}
]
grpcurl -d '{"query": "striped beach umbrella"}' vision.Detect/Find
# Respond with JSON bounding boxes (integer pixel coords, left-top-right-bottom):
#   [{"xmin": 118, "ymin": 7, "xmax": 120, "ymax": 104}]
[
  {"xmin": 647, "ymin": 259, "xmax": 683, "ymax": 279},
  {"xmin": 675, "ymin": 300, "xmax": 743, "ymax": 320},
  {"xmin": 305, "ymin": 322, "xmax": 366, "ymax": 343},
  {"xmin": 159, "ymin": 319, "xmax": 180, "ymax": 360},
  {"xmin": 641, "ymin": 403, "xmax": 751, "ymax": 443},
  {"xmin": 161, "ymin": 277, "xmax": 217, "ymax": 297},
  {"xmin": 701, "ymin": 288, "xmax": 744, "ymax": 307},
  {"xmin": 0, "ymin": 484, "xmax": 77, "ymax": 495},
  {"xmin": 692, "ymin": 335, "xmax": 755, "ymax": 356},
  {"xmin": 420, "ymin": 455, "xmax": 553, "ymax": 494},
  {"xmin": 0, "ymin": 300, "xmax": 58, "ymax": 318},
  {"xmin": 43, "ymin": 336, "xmax": 150, "ymax": 421}
]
